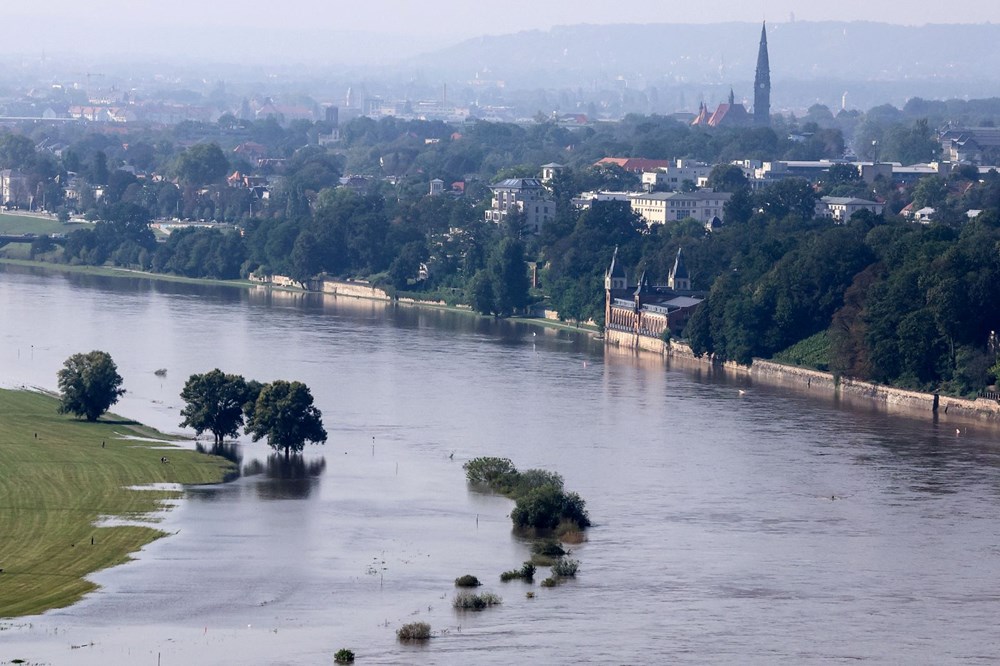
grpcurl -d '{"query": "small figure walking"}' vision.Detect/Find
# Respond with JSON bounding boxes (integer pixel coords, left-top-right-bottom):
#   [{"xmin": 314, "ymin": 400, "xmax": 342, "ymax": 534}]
[{"xmin": 101, "ymin": 441, "xmax": 105, "ymax": 448}]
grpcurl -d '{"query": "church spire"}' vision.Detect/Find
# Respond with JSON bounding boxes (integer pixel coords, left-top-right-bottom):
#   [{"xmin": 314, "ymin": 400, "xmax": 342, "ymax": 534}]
[{"xmin": 754, "ymin": 22, "xmax": 771, "ymax": 127}]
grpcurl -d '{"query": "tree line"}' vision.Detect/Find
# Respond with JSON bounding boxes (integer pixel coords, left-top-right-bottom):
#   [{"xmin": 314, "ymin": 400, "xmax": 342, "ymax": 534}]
[{"xmin": 56, "ymin": 354, "xmax": 327, "ymax": 456}]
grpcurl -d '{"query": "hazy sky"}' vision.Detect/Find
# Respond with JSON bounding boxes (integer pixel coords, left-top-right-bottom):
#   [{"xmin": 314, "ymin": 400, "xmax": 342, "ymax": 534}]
[
  {"xmin": 7, "ymin": 0, "xmax": 1000, "ymax": 65},
  {"xmin": 11, "ymin": 0, "xmax": 1000, "ymax": 41}
]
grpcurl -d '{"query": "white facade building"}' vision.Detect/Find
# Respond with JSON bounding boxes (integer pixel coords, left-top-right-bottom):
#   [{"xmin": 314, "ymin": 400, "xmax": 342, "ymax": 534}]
[
  {"xmin": 484, "ymin": 178, "xmax": 554, "ymax": 234},
  {"xmin": 629, "ymin": 190, "xmax": 731, "ymax": 225},
  {"xmin": 641, "ymin": 159, "xmax": 713, "ymax": 191},
  {"xmin": 816, "ymin": 196, "xmax": 884, "ymax": 222}
]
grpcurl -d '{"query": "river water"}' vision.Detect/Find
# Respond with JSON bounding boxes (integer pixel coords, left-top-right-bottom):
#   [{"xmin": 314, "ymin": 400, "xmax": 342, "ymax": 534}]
[{"xmin": 2, "ymin": 263, "xmax": 1000, "ymax": 665}]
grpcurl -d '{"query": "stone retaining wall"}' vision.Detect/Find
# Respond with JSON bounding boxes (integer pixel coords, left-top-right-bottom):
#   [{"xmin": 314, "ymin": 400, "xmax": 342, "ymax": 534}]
[
  {"xmin": 608, "ymin": 331, "xmax": 1000, "ymax": 425},
  {"xmin": 318, "ymin": 280, "xmax": 390, "ymax": 301}
]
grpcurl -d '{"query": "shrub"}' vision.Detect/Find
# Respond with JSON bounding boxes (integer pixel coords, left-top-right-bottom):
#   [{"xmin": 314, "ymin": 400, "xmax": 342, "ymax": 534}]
[
  {"xmin": 511, "ymin": 485, "xmax": 590, "ymax": 531},
  {"xmin": 334, "ymin": 648, "xmax": 355, "ymax": 664},
  {"xmin": 454, "ymin": 574, "xmax": 481, "ymax": 587},
  {"xmin": 500, "ymin": 561, "xmax": 536, "ymax": 582},
  {"xmin": 463, "ymin": 457, "xmax": 518, "ymax": 492},
  {"xmin": 512, "ymin": 468, "xmax": 563, "ymax": 495},
  {"xmin": 531, "ymin": 553, "xmax": 558, "ymax": 567},
  {"xmin": 552, "ymin": 558, "xmax": 580, "ymax": 577},
  {"xmin": 397, "ymin": 622, "xmax": 431, "ymax": 641},
  {"xmin": 532, "ymin": 540, "xmax": 566, "ymax": 557},
  {"xmin": 453, "ymin": 591, "xmax": 502, "ymax": 610},
  {"xmin": 540, "ymin": 577, "xmax": 558, "ymax": 588}
]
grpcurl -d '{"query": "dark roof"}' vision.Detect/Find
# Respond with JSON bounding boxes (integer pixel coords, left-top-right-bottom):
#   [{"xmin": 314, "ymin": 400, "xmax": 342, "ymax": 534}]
[
  {"xmin": 671, "ymin": 247, "xmax": 689, "ymax": 281},
  {"xmin": 607, "ymin": 246, "xmax": 626, "ymax": 279},
  {"xmin": 491, "ymin": 178, "xmax": 544, "ymax": 190}
]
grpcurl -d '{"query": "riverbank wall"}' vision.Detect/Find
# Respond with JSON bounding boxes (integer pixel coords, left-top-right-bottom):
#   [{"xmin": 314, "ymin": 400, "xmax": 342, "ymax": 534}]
[{"xmin": 605, "ymin": 328, "xmax": 1000, "ymax": 425}]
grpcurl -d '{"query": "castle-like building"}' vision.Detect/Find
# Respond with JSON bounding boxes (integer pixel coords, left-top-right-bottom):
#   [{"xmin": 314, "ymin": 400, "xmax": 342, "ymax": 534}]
[
  {"xmin": 692, "ymin": 23, "xmax": 771, "ymax": 129},
  {"xmin": 604, "ymin": 247, "xmax": 703, "ymax": 342}
]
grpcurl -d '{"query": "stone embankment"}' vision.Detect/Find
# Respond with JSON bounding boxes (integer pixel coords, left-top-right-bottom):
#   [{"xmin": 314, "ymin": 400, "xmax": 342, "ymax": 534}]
[
  {"xmin": 605, "ymin": 328, "xmax": 1000, "ymax": 425},
  {"xmin": 253, "ymin": 275, "xmax": 470, "ymax": 310}
]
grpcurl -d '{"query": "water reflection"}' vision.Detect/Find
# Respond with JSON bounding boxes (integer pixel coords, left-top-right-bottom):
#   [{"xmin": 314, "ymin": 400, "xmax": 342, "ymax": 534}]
[
  {"xmin": 196, "ymin": 441, "xmax": 243, "ymax": 467},
  {"xmin": 251, "ymin": 453, "xmax": 327, "ymax": 500}
]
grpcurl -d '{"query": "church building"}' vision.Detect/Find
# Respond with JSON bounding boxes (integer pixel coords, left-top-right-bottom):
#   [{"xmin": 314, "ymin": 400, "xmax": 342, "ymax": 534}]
[{"xmin": 692, "ymin": 23, "xmax": 771, "ymax": 129}]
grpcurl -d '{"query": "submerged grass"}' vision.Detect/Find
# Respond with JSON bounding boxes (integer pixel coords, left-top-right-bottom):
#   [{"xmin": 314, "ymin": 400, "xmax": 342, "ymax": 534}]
[{"xmin": 0, "ymin": 389, "xmax": 236, "ymax": 617}]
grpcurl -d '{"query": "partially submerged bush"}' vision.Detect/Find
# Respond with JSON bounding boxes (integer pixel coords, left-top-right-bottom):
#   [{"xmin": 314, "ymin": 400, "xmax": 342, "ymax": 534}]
[
  {"xmin": 532, "ymin": 540, "xmax": 566, "ymax": 557},
  {"xmin": 511, "ymin": 485, "xmax": 591, "ymax": 531},
  {"xmin": 530, "ymin": 553, "xmax": 558, "ymax": 567},
  {"xmin": 552, "ymin": 558, "xmax": 580, "ymax": 578},
  {"xmin": 453, "ymin": 591, "xmax": 502, "ymax": 610},
  {"xmin": 511, "ymin": 468, "xmax": 563, "ymax": 496},
  {"xmin": 397, "ymin": 622, "xmax": 431, "ymax": 641},
  {"xmin": 454, "ymin": 574, "xmax": 481, "ymax": 587},
  {"xmin": 500, "ymin": 561, "xmax": 536, "ymax": 582},
  {"xmin": 334, "ymin": 648, "xmax": 355, "ymax": 664},
  {"xmin": 463, "ymin": 457, "xmax": 519, "ymax": 493},
  {"xmin": 540, "ymin": 577, "xmax": 558, "ymax": 588}
]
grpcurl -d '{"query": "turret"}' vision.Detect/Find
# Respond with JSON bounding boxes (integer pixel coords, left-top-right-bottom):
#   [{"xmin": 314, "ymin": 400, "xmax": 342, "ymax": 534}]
[
  {"xmin": 668, "ymin": 247, "xmax": 691, "ymax": 292},
  {"xmin": 605, "ymin": 247, "xmax": 627, "ymax": 291}
]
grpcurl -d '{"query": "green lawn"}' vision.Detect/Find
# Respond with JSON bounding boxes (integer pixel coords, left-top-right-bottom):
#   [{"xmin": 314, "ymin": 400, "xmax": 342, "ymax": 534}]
[
  {"xmin": 0, "ymin": 213, "xmax": 79, "ymax": 236},
  {"xmin": 0, "ymin": 389, "xmax": 236, "ymax": 617}
]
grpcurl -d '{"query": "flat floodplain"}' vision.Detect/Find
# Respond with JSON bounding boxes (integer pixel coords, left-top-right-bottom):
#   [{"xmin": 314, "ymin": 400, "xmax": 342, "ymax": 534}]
[{"xmin": 0, "ymin": 388, "xmax": 235, "ymax": 617}]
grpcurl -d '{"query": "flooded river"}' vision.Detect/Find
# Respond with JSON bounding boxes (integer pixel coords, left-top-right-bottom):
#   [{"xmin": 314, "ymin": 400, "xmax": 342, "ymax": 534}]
[{"xmin": 2, "ymin": 264, "xmax": 1000, "ymax": 664}]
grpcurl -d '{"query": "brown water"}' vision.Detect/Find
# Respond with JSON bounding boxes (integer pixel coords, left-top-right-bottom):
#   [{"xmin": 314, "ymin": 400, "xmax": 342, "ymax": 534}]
[{"xmin": 2, "ymin": 264, "xmax": 1000, "ymax": 665}]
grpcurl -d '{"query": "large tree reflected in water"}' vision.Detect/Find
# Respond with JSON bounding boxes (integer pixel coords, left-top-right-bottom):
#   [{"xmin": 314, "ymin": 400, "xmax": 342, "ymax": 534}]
[{"xmin": 243, "ymin": 454, "xmax": 327, "ymax": 500}]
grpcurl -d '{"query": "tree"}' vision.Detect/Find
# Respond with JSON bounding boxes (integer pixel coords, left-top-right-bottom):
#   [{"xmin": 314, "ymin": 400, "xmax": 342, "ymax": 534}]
[
  {"xmin": 486, "ymin": 237, "xmax": 530, "ymax": 317},
  {"xmin": 175, "ymin": 143, "xmax": 230, "ymax": 187},
  {"xmin": 245, "ymin": 380, "xmax": 327, "ymax": 456},
  {"xmin": 706, "ymin": 164, "xmax": 749, "ymax": 192},
  {"xmin": 179, "ymin": 370, "xmax": 256, "ymax": 445},
  {"xmin": 56, "ymin": 351, "xmax": 125, "ymax": 421}
]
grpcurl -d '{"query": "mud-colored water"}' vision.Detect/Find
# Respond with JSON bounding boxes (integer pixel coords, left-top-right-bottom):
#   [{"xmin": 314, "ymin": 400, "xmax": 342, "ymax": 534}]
[{"xmin": 3, "ymin": 264, "xmax": 1000, "ymax": 664}]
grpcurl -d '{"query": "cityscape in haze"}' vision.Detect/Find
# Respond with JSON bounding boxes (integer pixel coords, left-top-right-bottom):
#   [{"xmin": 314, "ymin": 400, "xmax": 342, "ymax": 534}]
[{"xmin": 7, "ymin": 2, "xmax": 1000, "ymax": 663}]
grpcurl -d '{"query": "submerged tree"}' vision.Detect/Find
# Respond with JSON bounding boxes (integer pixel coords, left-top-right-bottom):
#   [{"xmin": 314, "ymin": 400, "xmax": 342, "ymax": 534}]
[
  {"xmin": 56, "ymin": 350, "xmax": 125, "ymax": 421},
  {"xmin": 179, "ymin": 369, "xmax": 260, "ymax": 445},
  {"xmin": 245, "ymin": 380, "xmax": 327, "ymax": 456}
]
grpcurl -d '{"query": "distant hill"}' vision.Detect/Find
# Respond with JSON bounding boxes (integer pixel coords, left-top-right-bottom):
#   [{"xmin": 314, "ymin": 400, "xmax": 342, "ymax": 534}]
[{"xmin": 406, "ymin": 22, "xmax": 1000, "ymax": 110}]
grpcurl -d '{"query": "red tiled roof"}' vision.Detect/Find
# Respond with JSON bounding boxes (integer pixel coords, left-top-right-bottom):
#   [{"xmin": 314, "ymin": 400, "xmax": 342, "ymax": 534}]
[{"xmin": 594, "ymin": 157, "xmax": 673, "ymax": 173}]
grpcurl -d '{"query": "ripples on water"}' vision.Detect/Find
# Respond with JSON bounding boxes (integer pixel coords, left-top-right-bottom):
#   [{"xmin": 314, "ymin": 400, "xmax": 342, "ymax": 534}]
[{"xmin": 2, "ymin": 264, "xmax": 1000, "ymax": 664}]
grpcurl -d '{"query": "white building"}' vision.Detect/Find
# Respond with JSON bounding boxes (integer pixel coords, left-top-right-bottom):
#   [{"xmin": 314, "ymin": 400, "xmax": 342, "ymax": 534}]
[
  {"xmin": 484, "ymin": 178, "xmax": 554, "ymax": 234},
  {"xmin": 572, "ymin": 191, "xmax": 633, "ymax": 209},
  {"xmin": 641, "ymin": 159, "xmax": 713, "ymax": 191},
  {"xmin": 816, "ymin": 196, "xmax": 884, "ymax": 222},
  {"xmin": 629, "ymin": 190, "xmax": 731, "ymax": 226}
]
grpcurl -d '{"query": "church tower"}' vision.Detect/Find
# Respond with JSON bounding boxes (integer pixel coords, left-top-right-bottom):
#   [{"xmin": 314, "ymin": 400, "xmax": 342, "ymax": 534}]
[{"xmin": 754, "ymin": 22, "xmax": 771, "ymax": 127}]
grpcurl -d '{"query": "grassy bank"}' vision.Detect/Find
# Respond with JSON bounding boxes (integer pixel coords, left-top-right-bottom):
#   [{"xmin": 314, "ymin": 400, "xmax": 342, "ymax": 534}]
[
  {"xmin": 0, "ymin": 257, "xmax": 254, "ymax": 289},
  {"xmin": 0, "ymin": 213, "xmax": 76, "ymax": 236},
  {"xmin": 0, "ymin": 389, "xmax": 236, "ymax": 618}
]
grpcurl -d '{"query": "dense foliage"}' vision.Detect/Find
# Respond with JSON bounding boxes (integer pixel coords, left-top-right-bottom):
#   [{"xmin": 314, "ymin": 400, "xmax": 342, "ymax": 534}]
[
  {"xmin": 463, "ymin": 456, "xmax": 590, "ymax": 532},
  {"xmin": 56, "ymin": 351, "xmax": 126, "ymax": 421},
  {"xmin": 245, "ymin": 380, "xmax": 327, "ymax": 456},
  {"xmin": 179, "ymin": 370, "xmax": 261, "ymax": 444}
]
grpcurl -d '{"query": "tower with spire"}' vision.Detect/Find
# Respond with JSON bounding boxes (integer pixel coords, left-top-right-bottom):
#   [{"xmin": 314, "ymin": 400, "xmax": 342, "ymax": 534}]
[{"xmin": 754, "ymin": 22, "xmax": 771, "ymax": 127}]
